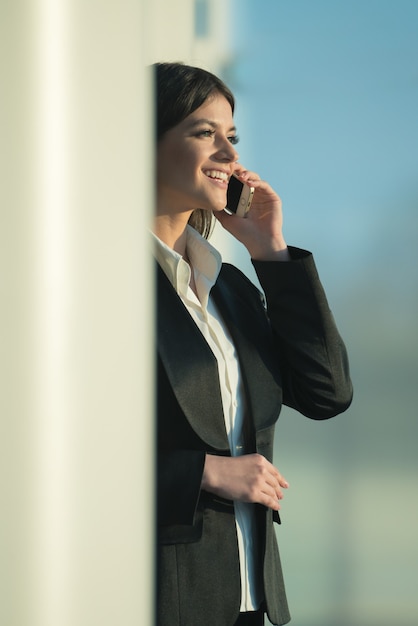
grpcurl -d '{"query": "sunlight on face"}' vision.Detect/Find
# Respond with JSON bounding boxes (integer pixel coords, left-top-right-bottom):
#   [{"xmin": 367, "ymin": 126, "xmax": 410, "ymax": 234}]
[{"xmin": 156, "ymin": 93, "xmax": 239, "ymax": 218}]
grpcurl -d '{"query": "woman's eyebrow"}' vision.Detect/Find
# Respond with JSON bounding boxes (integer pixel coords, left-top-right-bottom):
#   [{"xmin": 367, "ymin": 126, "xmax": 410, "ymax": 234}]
[{"xmin": 187, "ymin": 118, "xmax": 237, "ymax": 133}]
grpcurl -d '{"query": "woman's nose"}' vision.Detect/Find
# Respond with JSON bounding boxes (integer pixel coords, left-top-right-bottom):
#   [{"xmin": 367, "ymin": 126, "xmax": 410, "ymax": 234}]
[{"xmin": 215, "ymin": 137, "xmax": 239, "ymax": 163}]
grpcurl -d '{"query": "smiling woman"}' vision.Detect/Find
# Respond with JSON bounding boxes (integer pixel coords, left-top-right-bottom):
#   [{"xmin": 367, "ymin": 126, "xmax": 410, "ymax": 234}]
[
  {"xmin": 152, "ymin": 62, "xmax": 353, "ymax": 626},
  {"xmin": 156, "ymin": 95, "xmax": 239, "ymax": 222},
  {"xmin": 155, "ymin": 62, "xmax": 238, "ymax": 238}
]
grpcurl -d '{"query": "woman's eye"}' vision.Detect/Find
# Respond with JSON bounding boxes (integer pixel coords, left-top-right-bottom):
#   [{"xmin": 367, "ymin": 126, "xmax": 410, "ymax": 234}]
[
  {"xmin": 196, "ymin": 129, "xmax": 215, "ymax": 138},
  {"xmin": 194, "ymin": 130, "xmax": 239, "ymax": 144}
]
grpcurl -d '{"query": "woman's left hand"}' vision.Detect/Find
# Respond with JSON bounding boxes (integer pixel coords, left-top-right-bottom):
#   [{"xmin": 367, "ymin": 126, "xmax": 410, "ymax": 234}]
[{"xmin": 215, "ymin": 166, "xmax": 290, "ymax": 261}]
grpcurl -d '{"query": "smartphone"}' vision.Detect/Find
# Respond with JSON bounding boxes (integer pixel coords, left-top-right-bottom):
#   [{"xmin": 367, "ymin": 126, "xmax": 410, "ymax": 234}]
[{"xmin": 225, "ymin": 174, "xmax": 254, "ymax": 217}]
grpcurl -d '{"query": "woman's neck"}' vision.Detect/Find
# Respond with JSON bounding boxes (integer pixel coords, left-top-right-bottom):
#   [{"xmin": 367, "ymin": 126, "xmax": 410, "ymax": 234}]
[{"xmin": 153, "ymin": 214, "xmax": 189, "ymax": 257}]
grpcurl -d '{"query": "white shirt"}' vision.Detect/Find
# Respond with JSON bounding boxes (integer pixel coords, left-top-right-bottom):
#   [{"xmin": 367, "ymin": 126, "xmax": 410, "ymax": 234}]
[{"xmin": 153, "ymin": 226, "xmax": 262, "ymax": 611}]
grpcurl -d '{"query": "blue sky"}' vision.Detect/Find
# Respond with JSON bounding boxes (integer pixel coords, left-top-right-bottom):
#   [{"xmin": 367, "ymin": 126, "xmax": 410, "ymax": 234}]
[
  {"xmin": 223, "ymin": 5, "xmax": 418, "ymax": 624},
  {"xmin": 227, "ymin": 0, "xmax": 418, "ymax": 290}
]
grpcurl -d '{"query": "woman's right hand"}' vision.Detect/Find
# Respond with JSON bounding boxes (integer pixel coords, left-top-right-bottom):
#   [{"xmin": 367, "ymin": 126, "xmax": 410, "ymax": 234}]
[{"xmin": 201, "ymin": 453, "xmax": 289, "ymax": 511}]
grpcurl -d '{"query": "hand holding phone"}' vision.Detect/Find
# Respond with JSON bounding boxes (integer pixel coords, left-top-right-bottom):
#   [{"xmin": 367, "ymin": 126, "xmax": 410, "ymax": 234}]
[{"xmin": 225, "ymin": 174, "xmax": 254, "ymax": 218}]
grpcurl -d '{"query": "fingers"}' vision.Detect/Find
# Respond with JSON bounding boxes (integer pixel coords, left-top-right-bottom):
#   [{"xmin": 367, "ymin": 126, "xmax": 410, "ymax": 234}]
[
  {"xmin": 264, "ymin": 472, "xmax": 289, "ymax": 511},
  {"xmin": 233, "ymin": 167, "xmax": 281, "ymax": 209},
  {"xmin": 202, "ymin": 453, "xmax": 288, "ymax": 511},
  {"xmin": 233, "ymin": 165, "xmax": 261, "ymax": 184},
  {"xmin": 278, "ymin": 473, "xmax": 290, "ymax": 490},
  {"xmin": 247, "ymin": 454, "xmax": 289, "ymax": 511}
]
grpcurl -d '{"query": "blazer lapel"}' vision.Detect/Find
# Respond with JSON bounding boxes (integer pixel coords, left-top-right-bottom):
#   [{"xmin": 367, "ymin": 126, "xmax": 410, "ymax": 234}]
[
  {"xmin": 212, "ymin": 266, "xmax": 283, "ymax": 434},
  {"xmin": 157, "ymin": 264, "xmax": 229, "ymax": 450}
]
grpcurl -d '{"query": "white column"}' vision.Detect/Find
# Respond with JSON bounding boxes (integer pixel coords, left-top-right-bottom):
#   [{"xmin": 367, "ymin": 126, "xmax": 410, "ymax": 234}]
[{"xmin": 1, "ymin": 2, "xmax": 154, "ymax": 625}]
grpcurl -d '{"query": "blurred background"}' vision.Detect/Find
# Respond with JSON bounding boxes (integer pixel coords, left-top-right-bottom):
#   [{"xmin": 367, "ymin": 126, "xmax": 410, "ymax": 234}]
[
  {"xmin": 3, "ymin": 1, "xmax": 417, "ymax": 625},
  {"xmin": 151, "ymin": 0, "xmax": 418, "ymax": 624}
]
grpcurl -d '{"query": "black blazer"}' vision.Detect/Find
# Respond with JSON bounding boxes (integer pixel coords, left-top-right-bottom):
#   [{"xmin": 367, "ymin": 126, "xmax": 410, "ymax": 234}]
[{"xmin": 156, "ymin": 247, "xmax": 352, "ymax": 626}]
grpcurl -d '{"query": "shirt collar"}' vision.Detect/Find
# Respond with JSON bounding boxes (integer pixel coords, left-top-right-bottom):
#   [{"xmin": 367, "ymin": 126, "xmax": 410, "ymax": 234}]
[{"xmin": 152, "ymin": 225, "xmax": 222, "ymax": 306}]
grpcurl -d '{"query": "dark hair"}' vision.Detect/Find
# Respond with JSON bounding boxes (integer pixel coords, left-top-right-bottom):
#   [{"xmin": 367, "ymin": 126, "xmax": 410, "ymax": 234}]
[{"xmin": 154, "ymin": 62, "xmax": 235, "ymax": 237}]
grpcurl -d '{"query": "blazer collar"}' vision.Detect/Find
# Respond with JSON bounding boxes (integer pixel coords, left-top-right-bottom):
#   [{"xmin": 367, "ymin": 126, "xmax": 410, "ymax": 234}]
[
  {"xmin": 157, "ymin": 263, "xmax": 229, "ymax": 450},
  {"xmin": 212, "ymin": 266, "xmax": 282, "ymax": 434},
  {"xmin": 157, "ymin": 262, "xmax": 282, "ymax": 448}
]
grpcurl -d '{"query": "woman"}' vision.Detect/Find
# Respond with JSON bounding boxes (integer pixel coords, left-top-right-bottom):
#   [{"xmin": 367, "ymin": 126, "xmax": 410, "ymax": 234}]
[{"xmin": 153, "ymin": 62, "xmax": 352, "ymax": 626}]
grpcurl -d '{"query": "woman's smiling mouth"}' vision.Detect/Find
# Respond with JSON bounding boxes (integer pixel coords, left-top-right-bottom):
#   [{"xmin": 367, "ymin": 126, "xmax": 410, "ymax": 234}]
[{"xmin": 203, "ymin": 169, "xmax": 229, "ymax": 183}]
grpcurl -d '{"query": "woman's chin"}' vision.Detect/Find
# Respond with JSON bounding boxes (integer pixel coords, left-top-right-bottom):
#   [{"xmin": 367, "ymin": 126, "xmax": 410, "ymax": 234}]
[{"xmin": 211, "ymin": 198, "xmax": 228, "ymax": 213}]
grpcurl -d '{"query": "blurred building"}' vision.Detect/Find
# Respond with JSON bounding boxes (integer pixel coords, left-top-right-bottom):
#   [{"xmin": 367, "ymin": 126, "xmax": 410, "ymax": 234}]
[{"xmin": 145, "ymin": 0, "xmax": 234, "ymax": 75}]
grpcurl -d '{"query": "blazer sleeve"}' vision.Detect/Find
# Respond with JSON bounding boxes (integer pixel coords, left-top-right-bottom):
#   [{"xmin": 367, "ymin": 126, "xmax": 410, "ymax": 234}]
[
  {"xmin": 252, "ymin": 246, "xmax": 353, "ymax": 419},
  {"xmin": 158, "ymin": 449, "xmax": 206, "ymax": 527}
]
